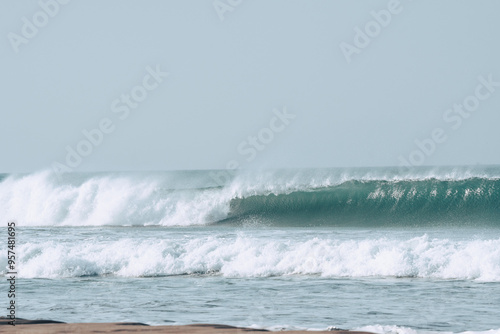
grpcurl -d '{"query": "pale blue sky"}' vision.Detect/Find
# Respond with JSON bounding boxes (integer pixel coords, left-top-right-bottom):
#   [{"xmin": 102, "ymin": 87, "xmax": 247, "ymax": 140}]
[{"xmin": 1, "ymin": 0, "xmax": 499, "ymax": 172}]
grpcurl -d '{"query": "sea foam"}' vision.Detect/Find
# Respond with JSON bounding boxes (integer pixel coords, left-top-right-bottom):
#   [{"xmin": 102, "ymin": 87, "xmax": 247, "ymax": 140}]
[{"xmin": 4, "ymin": 234, "xmax": 500, "ymax": 281}]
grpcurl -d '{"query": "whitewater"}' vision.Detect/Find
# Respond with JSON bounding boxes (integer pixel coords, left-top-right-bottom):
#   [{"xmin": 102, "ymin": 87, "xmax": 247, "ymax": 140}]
[
  {"xmin": 1, "ymin": 166, "xmax": 499, "ymax": 227},
  {"xmin": 1, "ymin": 166, "xmax": 499, "ymax": 333}
]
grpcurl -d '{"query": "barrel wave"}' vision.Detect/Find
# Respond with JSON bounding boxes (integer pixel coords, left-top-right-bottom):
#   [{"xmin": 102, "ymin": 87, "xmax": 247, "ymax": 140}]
[
  {"xmin": 1, "ymin": 167, "xmax": 499, "ymax": 226},
  {"xmin": 227, "ymin": 178, "xmax": 500, "ymax": 226}
]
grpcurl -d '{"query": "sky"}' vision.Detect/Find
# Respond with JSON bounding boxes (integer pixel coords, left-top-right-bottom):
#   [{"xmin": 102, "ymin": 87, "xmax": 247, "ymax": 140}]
[{"xmin": 1, "ymin": 0, "xmax": 499, "ymax": 173}]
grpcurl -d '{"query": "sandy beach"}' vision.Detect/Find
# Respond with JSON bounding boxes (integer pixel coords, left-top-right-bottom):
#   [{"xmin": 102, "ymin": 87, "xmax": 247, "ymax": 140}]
[{"xmin": 0, "ymin": 318, "xmax": 375, "ymax": 334}]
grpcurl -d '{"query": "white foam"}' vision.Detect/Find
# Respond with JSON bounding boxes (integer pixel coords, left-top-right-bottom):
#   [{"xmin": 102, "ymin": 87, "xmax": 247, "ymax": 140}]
[
  {"xmin": 356, "ymin": 325, "xmax": 500, "ymax": 334},
  {"xmin": 3, "ymin": 235, "xmax": 500, "ymax": 281},
  {"xmin": 0, "ymin": 171, "xmax": 230, "ymax": 226},
  {"xmin": 247, "ymin": 324, "xmax": 500, "ymax": 334}
]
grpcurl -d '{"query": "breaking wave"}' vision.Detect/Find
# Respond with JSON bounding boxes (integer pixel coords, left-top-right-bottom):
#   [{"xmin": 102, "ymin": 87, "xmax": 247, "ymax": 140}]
[
  {"xmin": 0, "ymin": 166, "xmax": 499, "ymax": 226},
  {"xmin": 3, "ymin": 234, "xmax": 500, "ymax": 281}
]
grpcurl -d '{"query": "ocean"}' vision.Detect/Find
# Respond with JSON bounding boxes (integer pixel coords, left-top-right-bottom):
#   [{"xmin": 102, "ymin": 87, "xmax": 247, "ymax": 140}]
[{"xmin": 1, "ymin": 166, "xmax": 500, "ymax": 333}]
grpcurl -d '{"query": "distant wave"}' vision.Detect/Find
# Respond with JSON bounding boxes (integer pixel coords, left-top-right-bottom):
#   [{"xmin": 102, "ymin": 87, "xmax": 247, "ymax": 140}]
[
  {"xmin": 0, "ymin": 167, "xmax": 499, "ymax": 226},
  {"xmin": 3, "ymin": 234, "xmax": 500, "ymax": 281}
]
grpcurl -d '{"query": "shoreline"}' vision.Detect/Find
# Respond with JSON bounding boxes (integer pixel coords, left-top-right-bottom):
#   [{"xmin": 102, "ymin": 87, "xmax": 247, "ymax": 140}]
[{"xmin": 0, "ymin": 318, "xmax": 375, "ymax": 334}]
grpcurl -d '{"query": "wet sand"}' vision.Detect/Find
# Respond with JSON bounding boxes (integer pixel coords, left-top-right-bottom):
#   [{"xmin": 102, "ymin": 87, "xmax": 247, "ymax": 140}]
[{"xmin": 0, "ymin": 318, "xmax": 375, "ymax": 334}]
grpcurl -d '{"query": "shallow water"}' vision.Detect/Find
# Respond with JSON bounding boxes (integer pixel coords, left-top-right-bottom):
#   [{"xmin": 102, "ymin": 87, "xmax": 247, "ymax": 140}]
[{"xmin": 8, "ymin": 226, "xmax": 500, "ymax": 333}]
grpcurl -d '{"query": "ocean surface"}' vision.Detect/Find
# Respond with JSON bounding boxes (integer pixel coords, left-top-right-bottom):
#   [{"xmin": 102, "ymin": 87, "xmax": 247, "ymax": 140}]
[{"xmin": 1, "ymin": 166, "xmax": 500, "ymax": 333}]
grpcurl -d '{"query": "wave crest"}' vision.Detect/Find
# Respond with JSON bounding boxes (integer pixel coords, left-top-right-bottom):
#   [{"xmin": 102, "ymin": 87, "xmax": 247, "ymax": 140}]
[
  {"xmin": 4, "ymin": 235, "xmax": 500, "ymax": 281},
  {"xmin": 1, "ymin": 167, "xmax": 499, "ymax": 226}
]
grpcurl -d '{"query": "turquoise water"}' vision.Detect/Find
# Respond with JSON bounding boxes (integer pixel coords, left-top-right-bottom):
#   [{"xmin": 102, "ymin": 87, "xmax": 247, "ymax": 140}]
[{"xmin": 1, "ymin": 167, "xmax": 500, "ymax": 333}]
